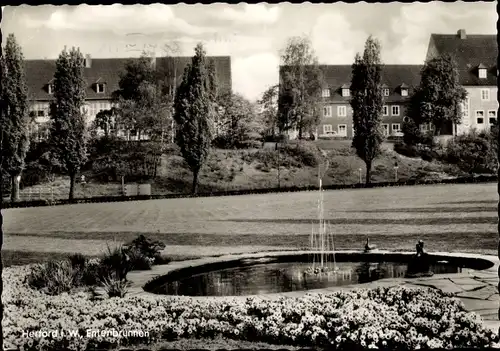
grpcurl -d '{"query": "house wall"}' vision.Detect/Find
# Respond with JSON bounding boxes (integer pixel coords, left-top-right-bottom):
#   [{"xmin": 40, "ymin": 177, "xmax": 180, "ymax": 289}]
[
  {"xmin": 457, "ymin": 86, "xmax": 498, "ymax": 134},
  {"xmin": 318, "ymin": 102, "xmax": 408, "ymax": 139}
]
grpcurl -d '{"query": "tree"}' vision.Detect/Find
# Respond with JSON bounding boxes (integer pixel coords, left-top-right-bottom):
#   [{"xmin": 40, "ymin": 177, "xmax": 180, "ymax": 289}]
[
  {"xmin": 173, "ymin": 43, "xmax": 217, "ymax": 194},
  {"xmin": 409, "ymin": 54, "xmax": 467, "ymax": 137},
  {"xmin": 278, "ymin": 36, "xmax": 323, "ymax": 139},
  {"xmin": 258, "ymin": 84, "xmax": 280, "ymax": 140},
  {"xmin": 48, "ymin": 47, "xmax": 87, "ymax": 200},
  {"xmin": 350, "ymin": 36, "xmax": 384, "ymax": 185},
  {"xmin": 0, "ymin": 34, "xmax": 30, "ymax": 202},
  {"xmin": 214, "ymin": 92, "xmax": 259, "ymax": 148}
]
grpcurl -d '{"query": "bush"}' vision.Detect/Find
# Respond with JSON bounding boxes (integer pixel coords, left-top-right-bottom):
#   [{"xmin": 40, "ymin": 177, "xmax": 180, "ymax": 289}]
[
  {"xmin": 99, "ymin": 244, "xmax": 134, "ymax": 282},
  {"xmin": 282, "ymin": 142, "xmax": 322, "ymax": 168},
  {"xmin": 121, "ymin": 234, "xmax": 168, "ymax": 270},
  {"xmin": 26, "ymin": 260, "xmax": 75, "ymax": 295},
  {"xmin": 444, "ymin": 130, "xmax": 497, "ymax": 175},
  {"xmin": 394, "ymin": 142, "xmax": 419, "ymax": 158}
]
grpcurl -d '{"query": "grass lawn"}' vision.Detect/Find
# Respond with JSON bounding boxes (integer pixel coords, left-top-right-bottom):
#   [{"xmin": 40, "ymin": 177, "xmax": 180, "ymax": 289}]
[{"xmin": 3, "ymin": 182, "xmax": 497, "ymax": 267}]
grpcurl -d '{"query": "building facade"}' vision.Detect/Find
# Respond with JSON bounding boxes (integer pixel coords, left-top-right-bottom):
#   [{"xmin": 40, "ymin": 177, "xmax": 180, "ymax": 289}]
[
  {"xmin": 425, "ymin": 29, "xmax": 498, "ymax": 135},
  {"xmin": 279, "ymin": 65, "xmax": 422, "ymax": 139},
  {"xmin": 25, "ymin": 54, "xmax": 232, "ymax": 140}
]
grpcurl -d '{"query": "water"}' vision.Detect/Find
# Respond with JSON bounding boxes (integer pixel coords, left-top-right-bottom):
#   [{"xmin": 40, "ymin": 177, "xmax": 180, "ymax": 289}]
[{"xmin": 149, "ymin": 261, "xmax": 471, "ymax": 297}]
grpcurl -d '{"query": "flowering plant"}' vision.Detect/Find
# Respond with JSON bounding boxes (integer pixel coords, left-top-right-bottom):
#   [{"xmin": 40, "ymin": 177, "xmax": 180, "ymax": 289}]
[{"xmin": 3, "ymin": 266, "xmax": 498, "ymax": 351}]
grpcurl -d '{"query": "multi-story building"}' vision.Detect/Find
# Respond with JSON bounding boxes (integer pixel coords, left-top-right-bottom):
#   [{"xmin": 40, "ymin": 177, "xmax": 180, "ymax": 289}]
[
  {"xmin": 25, "ymin": 54, "xmax": 232, "ymax": 140},
  {"xmin": 425, "ymin": 29, "xmax": 497, "ymax": 135},
  {"xmin": 279, "ymin": 65, "xmax": 422, "ymax": 139}
]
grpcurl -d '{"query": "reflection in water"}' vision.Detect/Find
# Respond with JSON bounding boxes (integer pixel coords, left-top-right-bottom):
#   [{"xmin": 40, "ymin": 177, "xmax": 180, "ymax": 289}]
[{"xmin": 152, "ymin": 261, "xmax": 468, "ymax": 297}]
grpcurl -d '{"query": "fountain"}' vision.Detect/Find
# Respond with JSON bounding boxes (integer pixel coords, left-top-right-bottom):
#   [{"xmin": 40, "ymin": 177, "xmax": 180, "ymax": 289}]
[{"xmin": 303, "ymin": 159, "xmax": 340, "ymax": 276}]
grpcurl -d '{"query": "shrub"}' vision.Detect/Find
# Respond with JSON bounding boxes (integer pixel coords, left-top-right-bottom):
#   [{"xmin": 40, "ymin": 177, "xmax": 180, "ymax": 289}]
[
  {"xmin": 394, "ymin": 142, "xmax": 419, "ymax": 158},
  {"xmin": 100, "ymin": 275, "xmax": 131, "ymax": 298},
  {"xmin": 444, "ymin": 130, "xmax": 497, "ymax": 175},
  {"xmin": 124, "ymin": 234, "xmax": 166, "ymax": 264},
  {"xmin": 99, "ymin": 244, "xmax": 134, "ymax": 282},
  {"xmin": 282, "ymin": 142, "xmax": 322, "ymax": 168},
  {"xmin": 26, "ymin": 260, "xmax": 75, "ymax": 295}
]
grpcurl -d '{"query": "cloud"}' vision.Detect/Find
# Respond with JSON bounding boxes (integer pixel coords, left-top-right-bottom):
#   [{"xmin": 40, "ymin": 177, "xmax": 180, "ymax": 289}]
[
  {"xmin": 232, "ymin": 53, "xmax": 279, "ymax": 102},
  {"xmin": 311, "ymin": 12, "xmax": 368, "ymax": 64},
  {"xmin": 22, "ymin": 4, "xmax": 210, "ymax": 36},
  {"xmin": 217, "ymin": 4, "xmax": 281, "ymax": 25}
]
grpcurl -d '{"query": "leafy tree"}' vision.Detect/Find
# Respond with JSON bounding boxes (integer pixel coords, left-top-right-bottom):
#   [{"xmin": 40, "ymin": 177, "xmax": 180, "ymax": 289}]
[
  {"xmin": 278, "ymin": 36, "xmax": 323, "ymax": 139},
  {"xmin": 113, "ymin": 54, "xmax": 155, "ymax": 102},
  {"xmin": 93, "ymin": 107, "xmax": 119, "ymax": 138},
  {"xmin": 173, "ymin": 43, "xmax": 217, "ymax": 194},
  {"xmin": 214, "ymin": 92, "xmax": 260, "ymax": 148},
  {"xmin": 350, "ymin": 36, "xmax": 384, "ymax": 185},
  {"xmin": 258, "ymin": 84, "xmax": 280, "ymax": 140},
  {"xmin": 48, "ymin": 47, "xmax": 87, "ymax": 200},
  {"xmin": 1, "ymin": 34, "xmax": 30, "ymax": 202},
  {"xmin": 409, "ymin": 54, "xmax": 467, "ymax": 137}
]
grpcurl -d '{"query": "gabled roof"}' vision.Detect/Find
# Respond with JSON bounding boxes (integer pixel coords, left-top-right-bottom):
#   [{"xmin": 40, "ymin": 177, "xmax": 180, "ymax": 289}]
[
  {"xmin": 400, "ymin": 83, "xmax": 409, "ymax": 89},
  {"xmin": 155, "ymin": 56, "xmax": 232, "ymax": 93},
  {"xmin": 26, "ymin": 56, "xmax": 232, "ymax": 102},
  {"xmin": 280, "ymin": 65, "xmax": 422, "ymax": 103},
  {"xmin": 340, "ymin": 83, "xmax": 350, "ymax": 89},
  {"xmin": 426, "ymin": 33, "xmax": 497, "ymax": 86}
]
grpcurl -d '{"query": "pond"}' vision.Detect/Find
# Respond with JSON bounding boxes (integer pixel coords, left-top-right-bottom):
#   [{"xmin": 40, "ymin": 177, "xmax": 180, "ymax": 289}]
[{"xmin": 147, "ymin": 260, "xmax": 474, "ymax": 297}]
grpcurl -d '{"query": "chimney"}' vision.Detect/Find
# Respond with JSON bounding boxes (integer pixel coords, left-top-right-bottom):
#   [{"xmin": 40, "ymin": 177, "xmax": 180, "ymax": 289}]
[
  {"xmin": 85, "ymin": 54, "xmax": 91, "ymax": 68},
  {"xmin": 457, "ymin": 29, "xmax": 466, "ymax": 39}
]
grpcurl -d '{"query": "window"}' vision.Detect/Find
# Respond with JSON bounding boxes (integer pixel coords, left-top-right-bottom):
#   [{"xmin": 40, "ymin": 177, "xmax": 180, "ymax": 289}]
[
  {"xmin": 477, "ymin": 118, "xmax": 484, "ymax": 124},
  {"xmin": 342, "ymin": 88, "xmax": 350, "ymax": 97},
  {"xmin": 383, "ymin": 88, "xmax": 390, "ymax": 97},
  {"xmin": 337, "ymin": 106, "xmax": 347, "ymax": 117},
  {"xmin": 481, "ymin": 89, "xmax": 490, "ymax": 101},
  {"xmin": 323, "ymin": 124, "xmax": 333, "ymax": 134},
  {"xmin": 488, "ymin": 110, "xmax": 497, "ymax": 124},
  {"xmin": 392, "ymin": 105, "xmax": 400, "ymax": 116},
  {"xmin": 96, "ymin": 83, "xmax": 105, "ymax": 94},
  {"xmin": 338, "ymin": 124, "xmax": 347, "ymax": 136},
  {"xmin": 383, "ymin": 105, "xmax": 389, "ymax": 116},
  {"xmin": 476, "ymin": 110, "xmax": 485, "ymax": 118},
  {"xmin": 381, "ymin": 124, "xmax": 389, "ymax": 136},
  {"xmin": 37, "ymin": 110, "xmax": 45, "ymax": 117},
  {"xmin": 48, "ymin": 84, "xmax": 54, "ymax": 94},
  {"xmin": 323, "ymin": 106, "xmax": 332, "ymax": 117},
  {"xmin": 322, "ymin": 89, "xmax": 330, "ymax": 98},
  {"xmin": 392, "ymin": 124, "xmax": 401, "ymax": 133},
  {"xmin": 462, "ymin": 97, "xmax": 470, "ymax": 117},
  {"xmin": 479, "ymin": 68, "xmax": 487, "ymax": 79},
  {"xmin": 401, "ymin": 89, "xmax": 408, "ymax": 97}
]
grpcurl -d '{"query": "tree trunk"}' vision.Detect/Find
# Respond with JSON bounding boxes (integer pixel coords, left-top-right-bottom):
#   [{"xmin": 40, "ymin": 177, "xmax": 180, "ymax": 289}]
[
  {"xmin": 10, "ymin": 174, "xmax": 21, "ymax": 202},
  {"xmin": 69, "ymin": 173, "xmax": 76, "ymax": 200},
  {"xmin": 192, "ymin": 168, "xmax": 199, "ymax": 195},
  {"xmin": 365, "ymin": 161, "xmax": 372, "ymax": 185}
]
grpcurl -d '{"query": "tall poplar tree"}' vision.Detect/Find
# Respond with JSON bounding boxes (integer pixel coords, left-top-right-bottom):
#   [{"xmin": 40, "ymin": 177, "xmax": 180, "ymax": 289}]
[
  {"xmin": 350, "ymin": 36, "xmax": 384, "ymax": 185},
  {"xmin": 173, "ymin": 43, "xmax": 217, "ymax": 194},
  {"xmin": 48, "ymin": 47, "xmax": 87, "ymax": 200},
  {"xmin": 1, "ymin": 34, "xmax": 30, "ymax": 202}
]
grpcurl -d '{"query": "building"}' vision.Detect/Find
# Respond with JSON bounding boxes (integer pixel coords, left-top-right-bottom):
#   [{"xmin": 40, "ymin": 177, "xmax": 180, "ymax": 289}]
[
  {"xmin": 425, "ymin": 29, "xmax": 498, "ymax": 135},
  {"xmin": 25, "ymin": 54, "xmax": 232, "ymax": 140},
  {"xmin": 279, "ymin": 64, "xmax": 422, "ymax": 139}
]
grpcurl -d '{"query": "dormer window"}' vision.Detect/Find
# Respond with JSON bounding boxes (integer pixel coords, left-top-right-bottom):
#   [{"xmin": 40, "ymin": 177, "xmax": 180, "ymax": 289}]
[
  {"xmin": 400, "ymin": 83, "xmax": 409, "ymax": 97},
  {"xmin": 322, "ymin": 88, "xmax": 330, "ymax": 98},
  {"xmin": 96, "ymin": 83, "xmax": 105, "ymax": 94},
  {"xmin": 342, "ymin": 88, "xmax": 350, "ymax": 97},
  {"xmin": 478, "ymin": 64, "xmax": 487, "ymax": 79},
  {"xmin": 383, "ymin": 88, "xmax": 390, "ymax": 97},
  {"xmin": 48, "ymin": 84, "xmax": 54, "ymax": 95}
]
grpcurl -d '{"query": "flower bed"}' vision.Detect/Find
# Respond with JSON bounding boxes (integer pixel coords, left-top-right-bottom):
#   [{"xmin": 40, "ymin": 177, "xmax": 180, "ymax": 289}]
[{"xmin": 3, "ymin": 265, "xmax": 498, "ymax": 350}]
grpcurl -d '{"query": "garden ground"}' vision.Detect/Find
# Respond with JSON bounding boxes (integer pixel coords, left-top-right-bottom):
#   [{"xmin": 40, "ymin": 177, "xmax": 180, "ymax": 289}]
[{"xmin": 11, "ymin": 140, "xmax": 463, "ymax": 200}]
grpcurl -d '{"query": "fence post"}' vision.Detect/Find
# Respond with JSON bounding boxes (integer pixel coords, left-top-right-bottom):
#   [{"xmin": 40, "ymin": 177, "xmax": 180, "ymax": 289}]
[
  {"xmin": 39, "ymin": 187, "xmax": 42, "ymax": 200},
  {"xmin": 51, "ymin": 185, "xmax": 54, "ymax": 203},
  {"xmin": 28, "ymin": 187, "xmax": 32, "ymax": 201}
]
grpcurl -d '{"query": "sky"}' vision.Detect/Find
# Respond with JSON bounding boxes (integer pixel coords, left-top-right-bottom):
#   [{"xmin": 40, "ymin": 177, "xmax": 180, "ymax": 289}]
[{"xmin": 1, "ymin": 2, "xmax": 497, "ymax": 102}]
